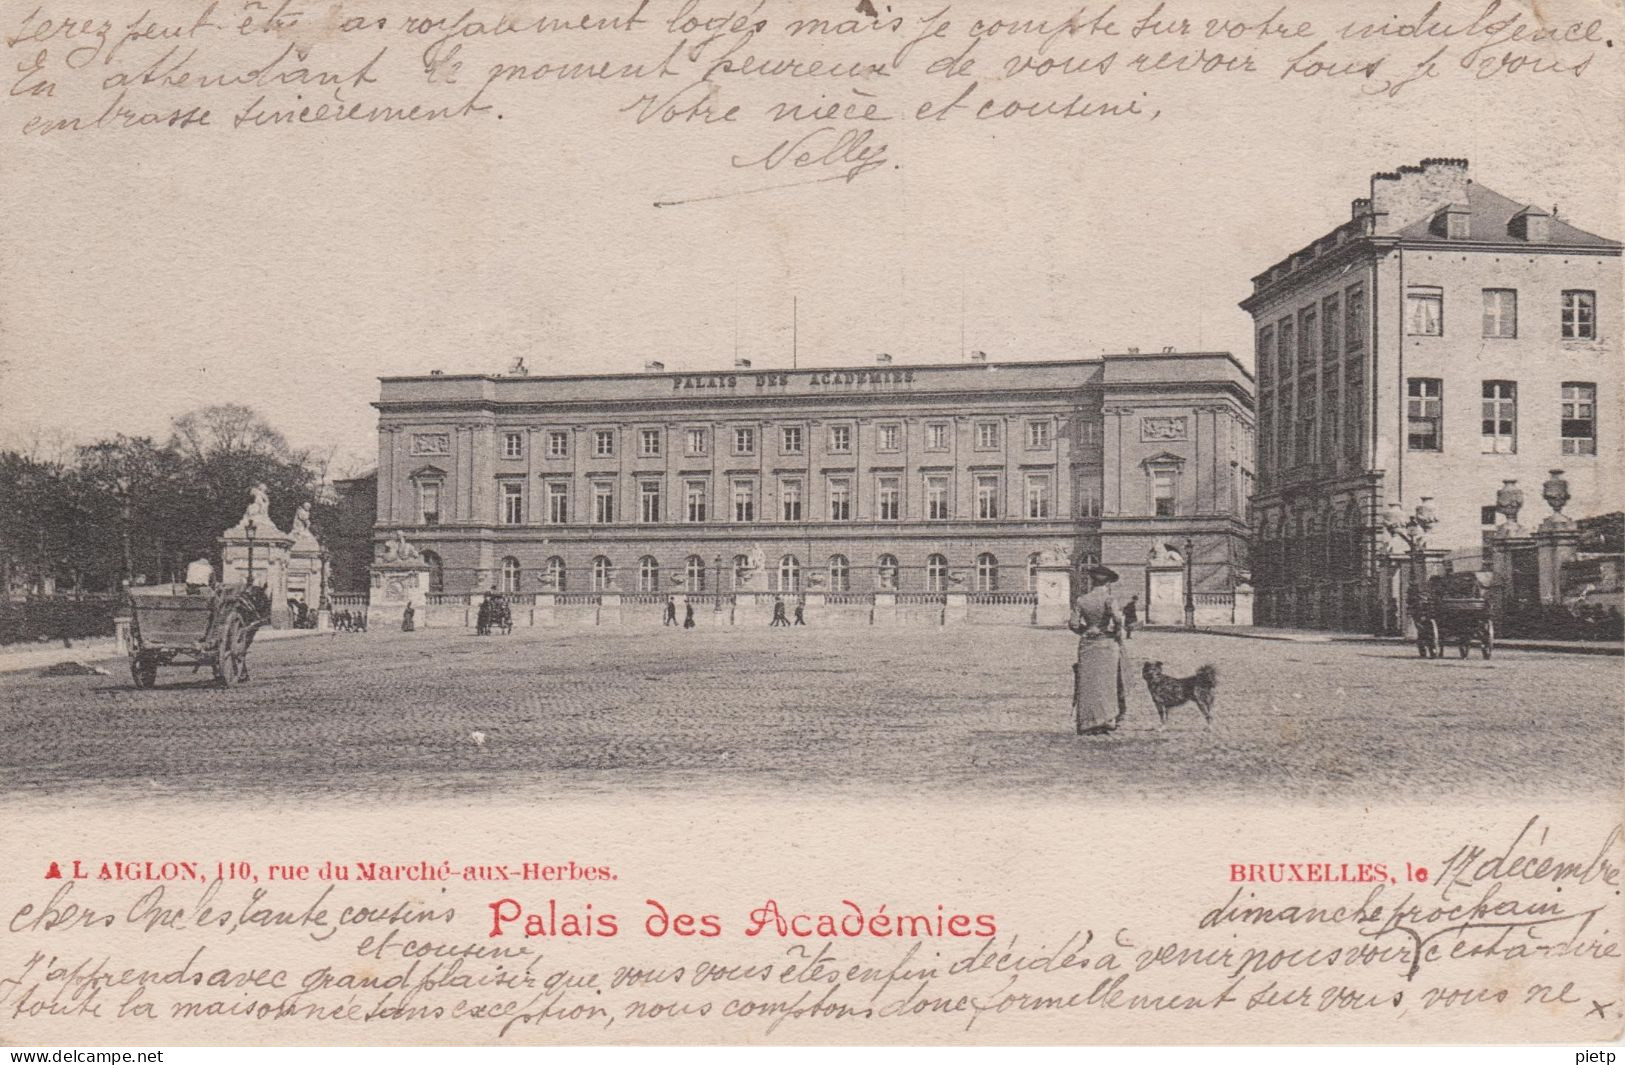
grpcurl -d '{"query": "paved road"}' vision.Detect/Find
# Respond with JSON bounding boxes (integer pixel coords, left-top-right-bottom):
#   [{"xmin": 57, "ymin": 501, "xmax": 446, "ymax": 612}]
[{"xmin": 0, "ymin": 625, "xmax": 1616, "ymax": 802}]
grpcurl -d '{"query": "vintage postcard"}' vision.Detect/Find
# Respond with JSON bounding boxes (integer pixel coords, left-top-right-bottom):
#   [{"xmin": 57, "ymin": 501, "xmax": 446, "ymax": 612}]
[{"xmin": 0, "ymin": 0, "xmax": 1620, "ymax": 1048}]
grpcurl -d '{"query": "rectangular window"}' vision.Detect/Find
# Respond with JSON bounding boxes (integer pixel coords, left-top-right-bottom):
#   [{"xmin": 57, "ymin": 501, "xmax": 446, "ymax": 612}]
[
  {"xmin": 1077, "ymin": 480, "xmax": 1101, "ymax": 519},
  {"xmin": 1025, "ymin": 474, "xmax": 1051, "ymax": 519},
  {"xmin": 593, "ymin": 429, "xmax": 615, "ymax": 457},
  {"xmin": 1026, "ymin": 420, "xmax": 1051, "ymax": 449},
  {"xmin": 639, "ymin": 428, "xmax": 662, "ymax": 457},
  {"xmin": 780, "ymin": 426, "xmax": 803, "ymax": 454},
  {"xmin": 1562, "ymin": 290, "xmax": 1597, "ymax": 340},
  {"xmin": 926, "ymin": 423, "xmax": 948, "ymax": 450},
  {"xmin": 975, "ymin": 421, "xmax": 1000, "ymax": 449},
  {"xmin": 1321, "ymin": 295, "xmax": 1340, "ymax": 363},
  {"xmin": 500, "ymin": 481, "xmax": 524, "ymax": 525},
  {"xmin": 686, "ymin": 427, "xmax": 708, "ymax": 455},
  {"xmin": 592, "ymin": 482, "xmax": 615, "ymax": 524},
  {"xmin": 828, "ymin": 477, "xmax": 851, "ymax": 521},
  {"xmin": 975, "ymin": 474, "xmax": 1000, "ymax": 520},
  {"xmin": 828, "ymin": 425, "xmax": 851, "ymax": 453},
  {"xmin": 732, "ymin": 427, "xmax": 755, "ymax": 455},
  {"xmin": 732, "ymin": 480, "xmax": 755, "ymax": 522},
  {"xmin": 780, "ymin": 478, "xmax": 802, "ymax": 522},
  {"xmin": 1152, "ymin": 469, "xmax": 1176, "ymax": 517},
  {"xmin": 546, "ymin": 482, "xmax": 569, "ymax": 524},
  {"xmin": 1482, "ymin": 289, "xmax": 1517, "ymax": 338},
  {"xmin": 877, "ymin": 476, "xmax": 900, "ymax": 521},
  {"xmin": 684, "ymin": 480, "xmax": 707, "ymax": 523},
  {"xmin": 1256, "ymin": 326, "xmax": 1274, "ymax": 385},
  {"xmin": 1481, "ymin": 381, "xmax": 1517, "ymax": 453},
  {"xmin": 1407, "ymin": 286, "xmax": 1443, "ymax": 336},
  {"xmin": 1344, "ymin": 362, "xmax": 1365, "ymax": 460},
  {"xmin": 1299, "ymin": 307, "xmax": 1317, "ymax": 363},
  {"xmin": 418, "ymin": 481, "xmax": 441, "ymax": 525},
  {"xmin": 877, "ymin": 423, "xmax": 900, "ymax": 451},
  {"xmin": 1080, "ymin": 421, "xmax": 1101, "ymax": 450},
  {"xmin": 925, "ymin": 475, "xmax": 950, "ymax": 520},
  {"xmin": 502, "ymin": 431, "xmax": 523, "ymax": 459},
  {"xmin": 1407, "ymin": 378, "xmax": 1443, "ymax": 451},
  {"xmin": 1277, "ymin": 318, "xmax": 1295, "ymax": 378},
  {"xmin": 547, "ymin": 431, "xmax": 569, "ymax": 458},
  {"xmin": 1345, "ymin": 284, "xmax": 1365, "ymax": 351},
  {"xmin": 1561, "ymin": 383, "xmax": 1597, "ymax": 456},
  {"xmin": 639, "ymin": 481, "xmax": 661, "ymax": 522}
]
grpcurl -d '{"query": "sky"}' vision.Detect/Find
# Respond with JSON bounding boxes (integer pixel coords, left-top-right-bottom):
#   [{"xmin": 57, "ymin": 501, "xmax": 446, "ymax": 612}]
[{"xmin": 2, "ymin": 0, "xmax": 1619, "ymax": 475}]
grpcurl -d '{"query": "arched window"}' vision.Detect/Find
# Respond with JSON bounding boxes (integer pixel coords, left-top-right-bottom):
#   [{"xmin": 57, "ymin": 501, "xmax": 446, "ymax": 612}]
[
  {"xmin": 976, "ymin": 552, "xmax": 998, "ymax": 592},
  {"xmin": 876, "ymin": 554, "xmax": 899, "ymax": 591},
  {"xmin": 1027, "ymin": 552, "xmax": 1041, "ymax": 591},
  {"xmin": 828, "ymin": 554, "xmax": 849, "ymax": 592},
  {"xmin": 500, "ymin": 556, "xmax": 522, "ymax": 593},
  {"xmin": 638, "ymin": 555, "xmax": 660, "ymax": 593},
  {"xmin": 422, "ymin": 550, "xmax": 444, "ymax": 594},
  {"xmin": 545, "ymin": 556, "xmax": 566, "ymax": 593},
  {"xmin": 777, "ymin": 554, "xmax": 801, "ymax": 593},
  {"xmin": 732, "ymin": 554, "xmax": 752, "ymax": 590},
  {"xmin": 685, "ymin": 555, "xmax": 707, "ymax": 592},
  {"xmin": 925, "ymin": 554, "xmax": 948, "ymax": 592},
  {"xmin": 592, "ymin": 556, "xmax": 614, "ymax": 592}
]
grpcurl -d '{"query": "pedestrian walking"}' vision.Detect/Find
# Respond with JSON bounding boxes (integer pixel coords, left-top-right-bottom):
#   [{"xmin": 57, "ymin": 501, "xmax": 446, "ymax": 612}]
[
  {"xmin": 1123, "ymin": 595, "xmax": 1139, "ymax": 639},
  {"xmin": 683, "ymin": 602, "xmax": 695, "ymax": 629},
  {"xmin": 793, "ymin": 601, "xmax": 805, "ymax": 626},
  {"xmin": 664, "ymin": 598, "xmax": 677, "ymax": 626},
  {"xmin": 771, "ymin": 598, "xmax": 788, "ymax": 626},
  {"xmin": 401, "ymin": 602, "xmax": 416, "ymax": 633}
]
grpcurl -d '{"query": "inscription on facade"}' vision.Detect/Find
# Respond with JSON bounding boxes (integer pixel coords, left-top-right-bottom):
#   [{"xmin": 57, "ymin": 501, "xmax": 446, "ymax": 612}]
[
  {"xmin": 1140, "ymin": 416, "xmax": 1188, "ymax": 442},
  {"xmin": 673, "ymin": 370, "xmax": 917, "ymax": 392}
]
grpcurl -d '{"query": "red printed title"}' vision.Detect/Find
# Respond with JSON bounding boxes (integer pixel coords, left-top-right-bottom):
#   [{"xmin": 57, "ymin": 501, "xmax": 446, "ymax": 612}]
[{"xmin": 488, "ymin": 898, "xmax": 997, "ymax": 940}]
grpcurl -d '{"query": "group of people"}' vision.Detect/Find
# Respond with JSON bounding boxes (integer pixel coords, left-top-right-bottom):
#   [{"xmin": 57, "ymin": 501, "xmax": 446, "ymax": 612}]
[
  {"xmin": 662, "ymin": 599, "xmax": 698, "ymax": 629},
  {"xmin": 769, "ymin": 597, "xmax": 805, "ymax": 627}
]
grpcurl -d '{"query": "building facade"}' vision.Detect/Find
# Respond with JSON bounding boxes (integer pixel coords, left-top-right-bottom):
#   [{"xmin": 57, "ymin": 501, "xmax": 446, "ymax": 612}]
[
  {"xmin": 370, "ymin": 351, "xmax": 1254, "ymax": 617},
  {"xmin": 1240, "ymin": 158, "xmax": 1621, "ymax": 630}
]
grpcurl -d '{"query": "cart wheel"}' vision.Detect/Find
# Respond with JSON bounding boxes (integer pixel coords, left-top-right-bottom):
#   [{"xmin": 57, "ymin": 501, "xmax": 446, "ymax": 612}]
[
  {"xmin": 1481, "ymin": 620, "xmax": 1494, "ymax": 660},
  {"xmin": 131, "ymin": 653, "xmax": 157, "ymax": 689},
  {"xmin": 215, "ymin": 612, "xmax": 248, "ymax": 687},
  {"xmin": 1424, "ymin": 619, "xmax": 1441, "ymax": 658},
  {"xmin": 1458, "ymin": 638, "xmax": 1469, "ymax": 658},
  {"xmin": 1415, "ymin": 626, "xmax": 1431, "ymax": 658}
]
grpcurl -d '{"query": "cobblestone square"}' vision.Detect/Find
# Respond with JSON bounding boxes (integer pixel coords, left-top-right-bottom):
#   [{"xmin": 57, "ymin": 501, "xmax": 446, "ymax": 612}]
[{"xmin": 0, "ymin": 626, "xmax": 1617, "ymax": 802}]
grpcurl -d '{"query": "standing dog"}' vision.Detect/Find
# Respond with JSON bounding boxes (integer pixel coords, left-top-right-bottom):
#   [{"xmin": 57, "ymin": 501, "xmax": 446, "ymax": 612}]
[{"xmin": 1141, "ymin": 662, "xmax": 1218, "ymax": 729}]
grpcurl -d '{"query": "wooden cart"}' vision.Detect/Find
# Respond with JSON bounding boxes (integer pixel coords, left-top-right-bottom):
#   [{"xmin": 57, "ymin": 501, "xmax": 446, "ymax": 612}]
[
  {"xmin": 126, "ymin": 584, "xmax": 272, "ymax": 688},
  {"xmin": 1413, "ymin": 571, "xmax": 1495, "ymax": 660}
]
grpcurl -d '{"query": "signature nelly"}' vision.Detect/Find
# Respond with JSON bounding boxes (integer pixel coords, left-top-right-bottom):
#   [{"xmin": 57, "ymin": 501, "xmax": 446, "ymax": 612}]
[{"xmin": 731, "ymin": 125, "xmax": 890, "ymax": 185}]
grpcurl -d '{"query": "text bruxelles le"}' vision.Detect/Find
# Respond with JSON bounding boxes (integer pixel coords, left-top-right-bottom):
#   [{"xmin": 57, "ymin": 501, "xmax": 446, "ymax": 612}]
[
  {"xmin": 487, "ymin": 898, "xmax": 997, "ymax": 940},
  {"xmin": 674, "ymin": 369, "xmax": 916, "ymax": 391}
]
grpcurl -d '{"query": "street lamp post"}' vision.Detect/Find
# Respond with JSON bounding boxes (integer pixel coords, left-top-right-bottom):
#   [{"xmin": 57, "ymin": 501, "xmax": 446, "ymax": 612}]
[
  {"xmin": 713, "ymin": 554, "xmax": 723, "ymax": 612},
  {"xmin": 1182, "ymin": 537, "xmax": 1196, "ymax": 630},
  {"xmin": 1381, "ymin": 498, "xmax": 1438, "ymax": 635},
  {"xmin": 245, "ymin": 518, "xmax": 258, "ymax": 586}
]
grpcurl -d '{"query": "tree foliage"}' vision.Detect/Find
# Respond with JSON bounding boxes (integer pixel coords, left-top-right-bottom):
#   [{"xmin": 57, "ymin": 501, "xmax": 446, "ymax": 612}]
[{"xmin": 0, "ymin": 406, "xmax": 332, "ymax": 594}]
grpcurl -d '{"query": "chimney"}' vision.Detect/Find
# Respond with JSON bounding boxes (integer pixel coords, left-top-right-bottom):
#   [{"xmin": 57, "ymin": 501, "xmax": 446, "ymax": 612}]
[
  {"xmin": 1162, "ymin": 345, "xmax": 1175, "ymax": 353},
  {"xmin": 734, "ymin": 357, "xmax": 752, "ymax": 369},
  {"xmin": 643, "ymin": 360, "xmax": 665, "ymax": 373},
  {"xmin": 1509, "ymin": 205, "xmax": 1551, "ymax": 243},
  {"xmin": 1367, "ymin": 157, "xmax": 1469, "ymax": 236},
  {"xmin": 430, "ymin": 369, "xmax": 444, "ymax": 376},
  {"xmin": 969, "ymin": 351, "xmax": 987, "ymax": 363},
  {"xmin": 875, "ymin": 353, "xmax": 892, "ymax": 364},
  {"xmin": 1126, "ymin": 347, "xmax": 1140, "ymax": 355}
]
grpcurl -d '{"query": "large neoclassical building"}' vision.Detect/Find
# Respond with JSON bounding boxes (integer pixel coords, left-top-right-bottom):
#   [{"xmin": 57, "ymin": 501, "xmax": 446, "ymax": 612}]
[{"xmin": 369, "ymin": 349, "xmax": 1255, "ymax": 616}]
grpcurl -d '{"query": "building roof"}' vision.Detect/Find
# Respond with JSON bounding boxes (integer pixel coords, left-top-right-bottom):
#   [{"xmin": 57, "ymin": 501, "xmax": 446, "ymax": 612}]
[{"xmin": 1392, "ymin": 180, "xmax": 1620, "ymax": 248}]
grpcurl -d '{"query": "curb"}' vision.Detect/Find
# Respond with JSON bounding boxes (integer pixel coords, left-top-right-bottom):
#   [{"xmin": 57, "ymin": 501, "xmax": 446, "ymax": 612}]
[{"xmin": 1189, "ymin": 627, "xmax": 1623, "ymax": 656}]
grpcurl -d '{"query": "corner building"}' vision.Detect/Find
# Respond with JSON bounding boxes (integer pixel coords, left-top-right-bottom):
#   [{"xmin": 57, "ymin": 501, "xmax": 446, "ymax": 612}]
[
  {"xmin": 1240, "ymin": 158, "xmax": 1621, "ymax": 630},
  {"xmin": 371, "ymin": 352, "xmax": 1254, "ymax": 614}
]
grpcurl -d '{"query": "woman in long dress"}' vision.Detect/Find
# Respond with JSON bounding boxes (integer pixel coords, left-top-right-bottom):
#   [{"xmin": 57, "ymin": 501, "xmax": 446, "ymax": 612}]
[{"xmin": 1069, "ymin": 568, "xmax": 1130, "ymax": 736}]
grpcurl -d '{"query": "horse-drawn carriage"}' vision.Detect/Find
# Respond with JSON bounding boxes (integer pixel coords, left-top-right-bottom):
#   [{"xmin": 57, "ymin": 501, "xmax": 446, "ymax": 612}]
[
  {"xmin": 476, "ymin": 593, "xmax": 513, "ymax": 636},
  {"xmin": 1410, "ymin": 570, "xmax": 1495, "ymax": 660},
  {"xmin": 126, "ymin": 584, "xmax": 272, "ymax": 688}
]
